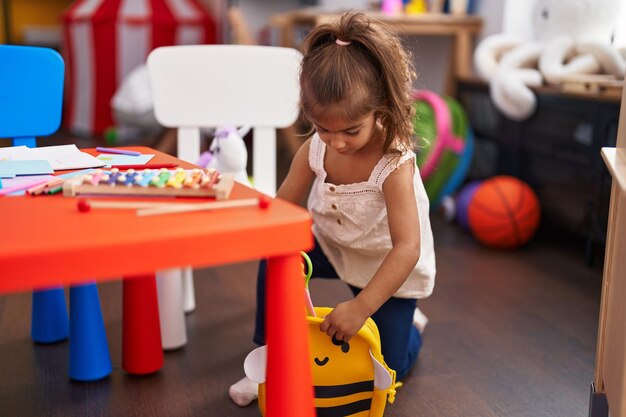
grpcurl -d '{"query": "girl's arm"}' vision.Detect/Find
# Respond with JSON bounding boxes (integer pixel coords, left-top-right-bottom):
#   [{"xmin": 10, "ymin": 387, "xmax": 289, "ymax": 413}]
[
  {"xmin": 320, "ymin": 159, "xmax": 421, "ymax": 342},
  {"xmin": 276, "ymin": 137, "xmax": 315, "ymax": 205}
]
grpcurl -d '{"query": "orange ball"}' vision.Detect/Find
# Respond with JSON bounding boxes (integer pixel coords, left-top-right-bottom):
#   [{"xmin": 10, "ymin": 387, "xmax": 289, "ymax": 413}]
[{"xmin": 468, "ymin": 176, "xmax": 541, "ymax": 249}]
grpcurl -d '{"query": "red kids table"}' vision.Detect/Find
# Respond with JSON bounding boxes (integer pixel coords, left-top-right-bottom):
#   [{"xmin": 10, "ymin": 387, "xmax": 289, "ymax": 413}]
[{"xmin": 0, "ymin": 146, "xmax": 316, "ymax": 417}]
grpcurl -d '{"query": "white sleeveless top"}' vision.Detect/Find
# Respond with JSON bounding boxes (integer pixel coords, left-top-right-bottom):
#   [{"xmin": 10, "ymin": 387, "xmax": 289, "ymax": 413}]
[{"xmin": 307, "ymin": 134, "xmax": 436, "ymax": 299}]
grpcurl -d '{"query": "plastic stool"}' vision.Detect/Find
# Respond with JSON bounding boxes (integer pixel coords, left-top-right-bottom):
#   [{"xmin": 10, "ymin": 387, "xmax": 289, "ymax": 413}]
[
  {"xmin": 69, "ymin": 283, "xmax": 112, "ymax": 381},
  {"xmin": 31, "ymin": 287, "xmax": 69, "ymax": 344},
  {"xmin": 123, "ymin": 273, "xmax": 164, "ymax": 374}
]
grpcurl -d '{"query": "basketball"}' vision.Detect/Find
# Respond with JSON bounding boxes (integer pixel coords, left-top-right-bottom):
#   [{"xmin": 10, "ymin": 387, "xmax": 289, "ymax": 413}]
[{"xmin": 468, "ymin": 176, "xmax": 541, "ymax": 249}]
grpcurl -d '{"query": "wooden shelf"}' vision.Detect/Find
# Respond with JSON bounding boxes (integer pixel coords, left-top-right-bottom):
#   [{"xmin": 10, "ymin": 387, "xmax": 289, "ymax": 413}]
[
  {"xmin": 457, "ymin": 74, "xmax": 623, "ymax": 103},
  {"xmin": 270, "ymin": 9, "xmax": 483, "ymax": 97}
]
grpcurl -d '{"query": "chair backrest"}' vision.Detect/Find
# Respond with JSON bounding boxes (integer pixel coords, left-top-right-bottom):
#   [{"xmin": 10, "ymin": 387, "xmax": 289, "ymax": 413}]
[
  {"xmin": 147, "ymin": 44, "xmax": 302, "ymax": 196},
  {"xmin": 0, "ymin": 45, "xmax": 65, "ymax": 147}
]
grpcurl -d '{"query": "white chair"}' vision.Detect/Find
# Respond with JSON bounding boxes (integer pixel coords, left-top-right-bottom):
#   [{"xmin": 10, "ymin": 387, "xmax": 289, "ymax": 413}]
[{"xmin": 146, "ymin": 44, "xmax": 302, "ymax": 349}]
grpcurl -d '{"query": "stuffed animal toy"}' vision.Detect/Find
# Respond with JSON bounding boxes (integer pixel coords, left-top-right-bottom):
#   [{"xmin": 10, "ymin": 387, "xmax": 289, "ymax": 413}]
[
  {"xmin": 474, "ymin": 0, "xmax": 625, "ymax": 121},
  {"xmin": 198, "ymin": 125, "xmax": 252, "ymax": 186},
  {"xmin": 111, "ymin": 64, "xmax": 163, "ymax": 140}
]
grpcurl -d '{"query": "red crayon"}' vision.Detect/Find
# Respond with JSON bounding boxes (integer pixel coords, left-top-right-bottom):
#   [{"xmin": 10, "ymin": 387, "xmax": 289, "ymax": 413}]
[{"xmin": 111, "ymin": 163, "xmax": 179, "ymax": 170}]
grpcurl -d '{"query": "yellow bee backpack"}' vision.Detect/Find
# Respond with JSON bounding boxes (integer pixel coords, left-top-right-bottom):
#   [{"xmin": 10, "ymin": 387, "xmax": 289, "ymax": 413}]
[{"xmin": 244, "ymin": 255, "xmax": 397, "ymax": 417}]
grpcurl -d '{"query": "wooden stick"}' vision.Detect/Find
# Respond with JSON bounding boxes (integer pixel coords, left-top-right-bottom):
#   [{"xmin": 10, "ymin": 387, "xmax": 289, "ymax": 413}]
[
  {"xmin": 86, "ymin": 200, "xmax": 198, "ymax": 210},
  {"xmin": 136, "ymin": 198, "xmax": 260, "ymax": 217}
]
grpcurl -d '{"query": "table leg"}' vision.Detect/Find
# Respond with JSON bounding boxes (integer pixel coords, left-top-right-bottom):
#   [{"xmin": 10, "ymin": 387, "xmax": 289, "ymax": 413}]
[
  {"xmin": 31, "ymin": 287, "xmax": 69, "ymax": 344},
  {"xmin": 122, "ymin": 273, "xmax": 164, "ymax": 374},
  {"xmin": 182, "ymin": 266, "xmax": 196, "ymax": 313},
  {"xmin": 69, "ymin": 283, "xmax": 112, "ymax": 381},
  {"xmin": 156, "ymin": 268, "xmax": 187, "ymax": 350},
  {"xmin": 266, "ymin": 254, "xmax": 315, "ymax": 417}
]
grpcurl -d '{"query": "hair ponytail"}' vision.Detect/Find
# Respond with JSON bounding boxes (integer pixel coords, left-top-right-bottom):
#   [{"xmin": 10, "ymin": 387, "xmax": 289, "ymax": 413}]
[{"xmin": 299, "ymin": 11, "xmax": 417, "ymax": 153}]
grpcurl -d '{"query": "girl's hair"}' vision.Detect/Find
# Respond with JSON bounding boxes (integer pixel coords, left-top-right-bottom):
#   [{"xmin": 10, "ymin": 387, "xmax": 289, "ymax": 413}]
[{"xmin": 299, "ymin": 11, "xmax": 417, "ymax": 154}]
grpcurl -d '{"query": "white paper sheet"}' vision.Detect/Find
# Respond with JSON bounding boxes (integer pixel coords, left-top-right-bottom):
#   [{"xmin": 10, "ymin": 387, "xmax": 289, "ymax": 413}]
[{"xmin": 0, "ymin": 144, "xmax": 106, "ymax": 170}]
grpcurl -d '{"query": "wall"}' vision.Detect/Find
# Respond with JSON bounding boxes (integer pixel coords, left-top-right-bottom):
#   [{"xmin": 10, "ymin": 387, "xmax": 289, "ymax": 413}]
[
  {"xmin": 411, "ymin": 0, "xmax": 504, "ymax": 93},
  {"xmin": 477, "ymin": 0, "xmax": 504, "ymax": 39}
]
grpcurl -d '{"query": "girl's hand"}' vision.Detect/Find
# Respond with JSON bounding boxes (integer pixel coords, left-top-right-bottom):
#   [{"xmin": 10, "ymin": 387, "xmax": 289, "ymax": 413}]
[{"xmin": 319, "ymin": 299, "xmax": 371, "ymax": 342}]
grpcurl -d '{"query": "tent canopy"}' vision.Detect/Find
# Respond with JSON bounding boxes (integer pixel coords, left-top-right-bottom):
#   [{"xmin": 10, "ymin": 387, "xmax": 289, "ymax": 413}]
[{"xmin": 63, "ymin": 0, "xmax": 217, "ymax": 135}]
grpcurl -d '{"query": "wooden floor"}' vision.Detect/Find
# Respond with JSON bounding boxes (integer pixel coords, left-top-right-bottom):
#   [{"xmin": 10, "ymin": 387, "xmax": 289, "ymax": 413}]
[{"xmin": 0, "ymin": 213, "xmax": 604, "ymax": 417}]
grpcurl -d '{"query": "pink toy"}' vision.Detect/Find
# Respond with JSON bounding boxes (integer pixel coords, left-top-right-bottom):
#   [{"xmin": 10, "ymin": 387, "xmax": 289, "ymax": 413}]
[{"xmin": 381, "ymin": 0, "xmax": 404, "ymax": 14}]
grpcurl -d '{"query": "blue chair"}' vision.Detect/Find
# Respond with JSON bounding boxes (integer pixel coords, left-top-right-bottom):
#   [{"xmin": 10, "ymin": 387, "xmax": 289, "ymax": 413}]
[{"xmin": 0, "ymin": 45, "xmax": 112, "ymax": 381}]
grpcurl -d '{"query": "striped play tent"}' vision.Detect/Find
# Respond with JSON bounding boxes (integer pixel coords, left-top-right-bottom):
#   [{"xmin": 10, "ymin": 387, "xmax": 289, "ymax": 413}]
[{"xmin": 62, "ymin": 0, "xmax": 218, "ymax": 136}]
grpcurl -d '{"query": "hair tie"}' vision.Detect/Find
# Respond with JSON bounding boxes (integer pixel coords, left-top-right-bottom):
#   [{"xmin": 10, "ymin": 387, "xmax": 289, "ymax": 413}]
[{"xmin": 335, "ymin": 38, "xmax": 351, "ymax": 46}]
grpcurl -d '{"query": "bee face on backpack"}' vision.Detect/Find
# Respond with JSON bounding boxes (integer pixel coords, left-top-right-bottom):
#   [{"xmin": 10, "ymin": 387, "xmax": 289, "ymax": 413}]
[
  {"xmin": 308, "ymin": 325, "xmax": 368, "ymax": 378},
  {"xmin": 312, "ymin": 334, "xmax": 350, "ymax": 367}
]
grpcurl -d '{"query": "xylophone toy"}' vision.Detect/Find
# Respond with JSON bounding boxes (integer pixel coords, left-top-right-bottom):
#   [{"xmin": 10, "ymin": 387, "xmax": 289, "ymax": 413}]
[{"xmin": 63, "ymin": 168, "xmax": 235, "ymax": 200}]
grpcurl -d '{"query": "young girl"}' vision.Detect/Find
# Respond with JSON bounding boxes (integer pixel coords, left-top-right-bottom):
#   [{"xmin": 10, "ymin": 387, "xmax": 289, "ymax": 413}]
[{"xmin": 230, "ymin": 11, "xmax": 436, "ymax": 407}]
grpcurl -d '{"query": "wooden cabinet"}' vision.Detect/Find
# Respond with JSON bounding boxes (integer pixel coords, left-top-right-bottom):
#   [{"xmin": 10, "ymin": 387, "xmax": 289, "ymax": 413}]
[{"xmin": 590, "ymin": 80, "xmax": 626, "ymax": 417}]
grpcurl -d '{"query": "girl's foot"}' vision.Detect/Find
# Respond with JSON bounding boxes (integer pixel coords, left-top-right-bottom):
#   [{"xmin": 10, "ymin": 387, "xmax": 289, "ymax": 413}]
[
  {"xmin": 413, "ymin": 307, "xmax": 429, "ymax": 334},
  {"xmin": 229, "ymin": 376, "xmax": 258, "ymax": 407}
]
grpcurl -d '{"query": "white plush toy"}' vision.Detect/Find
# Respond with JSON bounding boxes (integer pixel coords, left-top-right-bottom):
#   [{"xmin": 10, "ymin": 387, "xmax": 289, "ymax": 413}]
[
  {"xmin": 111, "ymin": 64, "xmax": 163, "ymax": 140},
  {"xmin": 199, "ymin": 125, "xmax": 252, "ymax": 187},
  {"xmin": 474, "ymin": 0, "xmax": 625, "ymax": 121}
]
